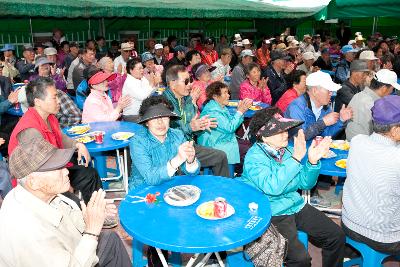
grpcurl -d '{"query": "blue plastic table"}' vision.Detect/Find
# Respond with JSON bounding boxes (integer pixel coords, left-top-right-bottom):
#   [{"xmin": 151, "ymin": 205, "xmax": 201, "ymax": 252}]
[
  {"xmin": 63, "ymin": 121, "xmax": 143, "ymax": 192},
  {"xmin": 320, "ymin": 148, "xmax": 348, "ymax": 177},
  {"xmin": 226, "ymin": 100, "xmax": 269, "ymax": 118},
  {"xmin": 119, "ymin": 175, "xmax": 272, "ymax": 267}
]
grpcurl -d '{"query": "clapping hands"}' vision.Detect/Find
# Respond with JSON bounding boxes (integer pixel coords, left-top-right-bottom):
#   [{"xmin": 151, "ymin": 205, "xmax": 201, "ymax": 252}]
[{"xmin": 190, "ymin": 114, "xmax": 218, "ymax": 132}]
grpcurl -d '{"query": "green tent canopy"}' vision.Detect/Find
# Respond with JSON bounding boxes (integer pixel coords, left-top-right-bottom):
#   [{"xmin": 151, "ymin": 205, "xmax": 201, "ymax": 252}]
[
  {"xmin": 324, "ymin": 0, "xmax": 400, "ymax": 19},
  {"xmin": 0, "ymin": 0, "xmax": 330, "ymax": 19}
]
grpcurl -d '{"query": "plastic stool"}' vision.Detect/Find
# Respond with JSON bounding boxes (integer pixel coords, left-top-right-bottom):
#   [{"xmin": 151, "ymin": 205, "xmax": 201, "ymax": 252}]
[
  {"xmin": 343, "ymin": 236, "xmax": 392, "ymax": 267},
  {"xmin": 227, "ymin": 231, "xmax": 308, "ymax": 267}
]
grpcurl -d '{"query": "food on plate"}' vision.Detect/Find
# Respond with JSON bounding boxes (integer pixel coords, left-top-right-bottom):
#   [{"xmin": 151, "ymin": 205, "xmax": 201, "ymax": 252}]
[
  {"xmin": 67, "ymin": 125, "xmax": 90, "ymax": 135},
  {"xmin": 75, "ymin": 135, "xmax": 95, "ymax": 143},
  {"xmin": 112, "ymin": 132, "xmax": 135, "ymax": 141},
  {"xmin": 249, "ymin": 105, "xmax": 262, "ymax": 111},
  {"xmin": 330, "ymin": 140, "xmax": 350, "ymax": 150},
  {"xmin": 228, "ymin": 101, "xmax": 238, "ymax": 107},
  {"xmin": 322, "ymin": 150, "xmax": 337, "ymax": 159},
  {"xmin": 335, "ymin": 159, "xmax": 347, "ymax": 169},
  {"xmin": 197, "ymin": 201, "xmax": 214, "ymax": 218}
]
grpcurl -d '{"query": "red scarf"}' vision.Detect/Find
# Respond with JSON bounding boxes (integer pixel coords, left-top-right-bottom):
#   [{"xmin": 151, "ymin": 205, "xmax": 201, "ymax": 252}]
[{"xmin": 8, "ymin": 107, "xmax": 63, "ymax": 156}]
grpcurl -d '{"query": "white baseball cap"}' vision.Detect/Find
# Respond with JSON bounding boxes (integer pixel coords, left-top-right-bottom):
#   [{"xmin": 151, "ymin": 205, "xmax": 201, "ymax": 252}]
[
  {"xmin": 302, "ymin": 52, "xmax": 315, "ymax": 61},
  {"xmin": 242, "ymin": 39, "xmax": 251, "ymax": 45},
  {"xmin": 44, "ymin": 47, "xmax": 57, "ymax": 56},
  {"xmin": 306, "ymin": 71, "xmax": 341, "ymax": 92},
  {"xmin": 375, "ymin": 69, "xmax": 400, "ymax": 90},
  {"xmin": 154, "ymin": 43, "xmax": 163, "ymax": 50},
  {"xmin": 359, "ymin": 50, "xmax": 378, "ymax": 60}
]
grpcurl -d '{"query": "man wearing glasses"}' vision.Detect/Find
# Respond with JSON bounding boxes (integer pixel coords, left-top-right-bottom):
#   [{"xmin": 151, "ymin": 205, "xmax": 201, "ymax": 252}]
[{"xmin": 163, "ymin": 65, "xmax": 230, "ymax": 177}]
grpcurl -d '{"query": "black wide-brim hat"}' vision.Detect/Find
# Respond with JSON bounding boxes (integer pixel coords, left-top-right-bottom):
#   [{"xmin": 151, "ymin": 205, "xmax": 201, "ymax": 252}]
[
  {"xmin": 138, "ymin": 103, "xmax": 181, "ymax": 124},
  {"xmin": 257, "ymin": 113, "xmax": 304, "ymax": 137}
]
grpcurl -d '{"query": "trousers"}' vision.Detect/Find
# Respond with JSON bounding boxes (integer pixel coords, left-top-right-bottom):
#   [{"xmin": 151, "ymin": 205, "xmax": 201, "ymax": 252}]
[
  {"xmin": 194, "ymin": 145, "xmax": 230, "ymax": 177},
  {"xmin": 96, "ymin": 231, "xmax": 131, "ymax": 267}
]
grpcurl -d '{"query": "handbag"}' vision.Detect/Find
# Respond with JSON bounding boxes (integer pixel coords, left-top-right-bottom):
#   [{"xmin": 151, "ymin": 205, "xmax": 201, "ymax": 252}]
[{"xmin": 243, "ymin": 223, "xmax": 288, "ymax": 267}]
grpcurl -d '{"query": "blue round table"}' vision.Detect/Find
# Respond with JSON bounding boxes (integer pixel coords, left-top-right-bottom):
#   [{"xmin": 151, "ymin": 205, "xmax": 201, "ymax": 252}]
[
  {"xmin": 119, "ymin": 175, "xmax": 271, "ymax": 266},
  {"xmin": 320, "ymin": 148, "xmax": 348, "ymax": 177},
  {"xmin": 63, "ymin": 121, "xmax": 143, "ymax": 193},
  {"xmin": 226, "ymin": 100, "xmax": 270, "ymax": 118}
]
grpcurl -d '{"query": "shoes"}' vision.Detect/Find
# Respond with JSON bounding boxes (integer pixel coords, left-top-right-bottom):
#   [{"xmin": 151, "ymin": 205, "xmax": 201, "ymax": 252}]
[
  {"xmin": 102, "ymin": 216, "xmax": 118, "ymax": 229},
  {"xmin": 310, "ymin": 193, "xmax": 331, "ymax": 208}
]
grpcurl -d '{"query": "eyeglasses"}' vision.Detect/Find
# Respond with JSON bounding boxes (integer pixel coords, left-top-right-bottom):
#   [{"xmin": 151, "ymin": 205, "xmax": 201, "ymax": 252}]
[{"xmin": 175, "ymin": 77, "xmax": 193, "ymax": 85}]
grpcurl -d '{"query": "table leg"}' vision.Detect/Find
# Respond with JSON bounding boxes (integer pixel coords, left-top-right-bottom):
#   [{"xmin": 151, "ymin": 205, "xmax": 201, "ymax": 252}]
[
  {"xmin": 194, "ymin": 253, "xmax": 212, "ymax": 267},
  {"xmin": 155, "ymin": 248, "xmax": 169, "ymax": 267},
  {"xmin": 123, "ymin": 148, "xmax": 129, "ymax": 194},
  {"xmin": 186, "ymin": 253, "xmax": 200, "ymax": 267},
  {"xmin": 241, "ymin": 124, "xmax": 250, "ymax": 141},
  {"xmin": 215, "ymin": 252, "xmax": 225, "ymax": 267}
]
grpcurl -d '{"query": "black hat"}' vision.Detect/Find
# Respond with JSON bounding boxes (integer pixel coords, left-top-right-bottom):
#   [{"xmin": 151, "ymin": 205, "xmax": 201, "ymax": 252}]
[
  {"xmin": 256, "ymin": 113, "xmax": 303, "ymax": 137},
  {"xmin": 270, "ymin": 49, "xmax": 291, "ymax": 61},
  {"xmin": 205, "ymin": 37, "xmax": 215, "ymax": 45},
  {"xmin": 138, "ymin": 103, "xmax": 181, "ymax": 124}
]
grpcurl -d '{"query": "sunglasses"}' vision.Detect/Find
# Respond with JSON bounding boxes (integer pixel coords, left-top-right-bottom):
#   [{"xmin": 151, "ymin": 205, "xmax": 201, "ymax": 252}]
[{"xmin": 175, "ymin": 77, "xmax": 193, "ymax": 85}]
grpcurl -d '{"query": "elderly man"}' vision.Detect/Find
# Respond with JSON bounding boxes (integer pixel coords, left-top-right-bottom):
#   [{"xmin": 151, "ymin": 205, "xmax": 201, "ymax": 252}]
[
  {"xmin": 313, "ymin": 48, "xmax": 334, "ymax": 72},
  {"xmin": 359, "ymin": 50, "xmax": 379, "ymax": 72},
  {"xmin": 334, "ymin": 60, "xmax": 370, "ymax": 112},
  {"xmin": 285, "ymin": 71, "xmax": 353, "ymax": 141},
  {"xmin": 72, "ymin": 47, "xmax": 96, "ymax": 91},
  {"xmin": 346, "ymin": 69, "xmax": 399, "ymax": 141},
  {"xmin": 335, "ymin": 45, "xmax": 358, "ymax": 84},
  {"xmin": 229, "ymin": 49, "xmax": 254, "ymax": 100},
  {"xmin": 256, "ymin": 38, "xmax": 271, "ymax": 70},
  {"xmin": 342, "ymin": 95, "xmax": 400, "ymax": 255},
  {"xmin": 0, "ymin": 139, "xmax": 130, "ymax": 266},
  {"xmin": 16, "ymin": 44, "xmax": 36, "ymax": 81},
  {"xmin": 297, "ymin": 52, "xmax": 317, "ymax": 76},
  {"xmin": 300, "ymin": 34, "xmax": 316, "ymax": 53},
  {"xmin": 162, "ymin": 45, "xmax": 188, "ymax": 84},
  {"xmin": 163, "ymin": 65, "xmax": 230, "ymax": 177},
  {"xmin": 262, "ymin": 49, "xmax": 291, "ymax": 105},
  {"xmin": 114, "ymin": 42, "xmax": 133, "ymax": 74},
  {"xmin": 154, "ymin": 43, "xmax": 166, "ymax": 65},
  {"xmin": 1, "ymin": 44, "xmax": 19, "ymax": 80},
  {"xmin": 201, "ymin": 37, "xmax": 218, "ymax": 66},
  {"xmin": 64, "ymin": 41, "xmax": 80, "ymax": 79},
  {"xmin": 8, "ymin": 77, "xmax": 101, "ymax": 204}
]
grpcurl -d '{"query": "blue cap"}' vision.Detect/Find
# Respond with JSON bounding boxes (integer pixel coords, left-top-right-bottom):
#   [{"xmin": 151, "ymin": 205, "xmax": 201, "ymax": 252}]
[
  {"xmin": 141, "ymin": 52, "xmax": 155, "ymax": 63},
  {"xmin": 174, "ymin": 45, "xmax": 188, "ymax": 53},
  {"xmin": 1, "ymin": 44, "xmax": 15, "ymax": 51},
  {"xmin": 341, "ymin": 45, "xmax": 358, "ymax": 54}
]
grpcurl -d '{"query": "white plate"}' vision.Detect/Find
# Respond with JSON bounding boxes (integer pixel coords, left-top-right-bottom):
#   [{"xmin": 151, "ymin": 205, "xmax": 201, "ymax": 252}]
[
  {"xmin": 67, "ymin": 125, "xmax": 91, "ymax": 135},
  {"xmin": 196, "ymin": 201, "xmax": 235, "ymax": 220},
  {"xmin": 322, "ymin": 150, "xmax": 337, "ymax": 159},
  {"xmin": 163, "ymin": 185, "xmax": 201, "ymax": 207},
  {"xmin": 111, "ymin": 132, "xmax": 135, "ymax": 141}
]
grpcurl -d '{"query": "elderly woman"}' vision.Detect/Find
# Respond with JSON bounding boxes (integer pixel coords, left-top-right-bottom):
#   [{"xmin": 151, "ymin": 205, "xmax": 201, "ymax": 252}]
[
  {"xmin": 191, "ymin": 62, "xmax": 216, "ymax": 109},
  {"xmin": 240, "ymin": 107, "xmax": 345, "ymax": 267},
  {"xmin": 142, "ymin": 52, "xmax": 163, "ymax": 86},
  {"xmin": 129, "ymin": 95, "xmax": 200, "ymax": 266},
  {"xmin": 98, "ymin": 56, "xmax": 126, "ymax": 104},
  {"xmin": 82, "ymin": 70, "xmax": 131, "ymax": 123},
  {"xmin": 122, "ymin": 58, "xmax": 157, "ymax": 122},
  {"xmin": 185, "ymin": 50, "xmax": 202, "ymax": 74},
  {"xmin": 29, "ymin": 56, "xmax": 66, "ymax": 91},
  {"xmin": 198, "ymin": 82, "xmax": 252, "ymax": 168},
  {"xmin": 239, "ymin": 62, "xmax": 272, "ymax": 105}
]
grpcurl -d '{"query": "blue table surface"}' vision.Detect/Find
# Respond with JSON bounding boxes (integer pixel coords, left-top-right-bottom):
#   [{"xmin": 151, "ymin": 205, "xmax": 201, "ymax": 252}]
[
  {"xmin": 226, "ymin": 100, "xmax": 270, "ymax": 118},
  {"xmin": 319, "ymin": 148, "xmax": 348, "ymax": 177},
  {"xmin": 119, "ymin": 175, "xmax": 272, "ymax": 253},
  {"xmin": 63, "ymin": 121, "xmax": 143, "ymax": 153}
]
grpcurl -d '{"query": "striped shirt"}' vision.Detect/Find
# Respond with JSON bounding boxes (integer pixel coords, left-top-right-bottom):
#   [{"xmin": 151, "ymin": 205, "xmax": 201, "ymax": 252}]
[{"xmin": 342, "ymin": 133, "xmax": 400, "ymax": 243}]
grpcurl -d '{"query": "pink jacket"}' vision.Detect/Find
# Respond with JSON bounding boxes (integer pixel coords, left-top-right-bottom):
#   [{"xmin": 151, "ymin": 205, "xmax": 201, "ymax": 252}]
[
  {"xmin": 193, "ymin": 80, "xmax": 211, "ymax": 110},
  {"xmin": 239, "ymin": 79, "xmax": 272, "ymax": 105},
  {"xmin": 82, "ymin": 90, "xmax": 121, "ymax": 123}
]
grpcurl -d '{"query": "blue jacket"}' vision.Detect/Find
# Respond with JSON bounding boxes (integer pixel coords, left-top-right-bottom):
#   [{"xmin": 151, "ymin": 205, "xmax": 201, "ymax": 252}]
[
  {"xmin": 284, "ymin": 93, "xmax": 344, "ymax": 140},
  {"xmin": 0, "ymin": 96, "xmax": 12, "ymax": 126},
  {"xmin": 163, "ymin": 88, "xmax": 198, "ymax": 141},
  {"xmin": 198, "ymin": 100, "xmax": 244, "ymax": 164},
  {"xmin": 239, "ymin": 143, "xmax": 321, "ymax": 216},
  {"xmin": 129, "ymin": 126, "xmax": 200, "ymax": 190},
  {"xmin": 335, "ymin": 59, "xmax": 350, "ymax": 84}
]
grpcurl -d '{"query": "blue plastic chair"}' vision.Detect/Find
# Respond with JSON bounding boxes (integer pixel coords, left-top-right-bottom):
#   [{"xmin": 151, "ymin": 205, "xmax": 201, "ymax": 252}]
[
  {"xmin": 203, "ymin": 165, "xmax": 235, "ymax": 178},
  {"xmin": 226, "ymin": 231, "xmax": 308, "ymax": 267},
  {"xmin": 343, "ymin": 236, "xmax": 396, "ymax": 267}
]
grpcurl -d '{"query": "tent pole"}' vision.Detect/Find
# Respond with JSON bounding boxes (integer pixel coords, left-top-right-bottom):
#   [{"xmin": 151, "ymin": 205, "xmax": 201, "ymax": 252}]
[
  {"xmin": 29, "ymin": 17, "xmax": 34, "ymax": 45},
  {"xmin": 148, "ymin": 18, "xmax": 151, "ymax": 38},
  {"xmin": 88, "ymin": 19, "xmax": 91, "ymax": 39},
  {"xmin": 225, "ymin": 19, "xmax": 228, "ymax": 36},
  {"xmin": 187, "ymin": 19, "xmax": 190, "ymax": 44},
  {"xmin": 372, "ymin": 17, "xmax": 376, "ymax": 35}
]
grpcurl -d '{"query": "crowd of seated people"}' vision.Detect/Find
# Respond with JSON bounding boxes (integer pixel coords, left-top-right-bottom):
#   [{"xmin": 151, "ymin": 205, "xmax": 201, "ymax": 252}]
[{"xmin": 0, "ymin": 26, "xmax": 400, "ymax": 266}]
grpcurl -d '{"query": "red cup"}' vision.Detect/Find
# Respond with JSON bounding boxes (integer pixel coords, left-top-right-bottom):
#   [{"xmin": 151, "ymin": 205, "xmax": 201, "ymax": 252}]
[
  {"xmin": 94, "ymin": 132, "xmax": 104, "ymax": 144},
  {"xmin": 214, "ymin": 197, "xmax": 227, "ymax": 218}
]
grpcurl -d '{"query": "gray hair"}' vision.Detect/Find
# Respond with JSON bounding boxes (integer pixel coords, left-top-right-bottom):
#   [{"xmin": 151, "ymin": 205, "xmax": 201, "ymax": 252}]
[
  {"xmin": 373, "ymin": 121, "xmax": 400, "ymax": 134},
  {"xmin": 97, "ymin": 56, "xmax": 112, "ymax": 70},
  {"xmin": 166, "ymin": 65, "xmax": 187, "ymax": 84}
]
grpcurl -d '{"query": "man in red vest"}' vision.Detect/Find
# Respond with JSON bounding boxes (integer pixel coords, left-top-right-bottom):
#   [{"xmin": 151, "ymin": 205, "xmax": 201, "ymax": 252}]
[{"xmin": 8, "ymin": 77, "xmax": 102, "ymax": 205}]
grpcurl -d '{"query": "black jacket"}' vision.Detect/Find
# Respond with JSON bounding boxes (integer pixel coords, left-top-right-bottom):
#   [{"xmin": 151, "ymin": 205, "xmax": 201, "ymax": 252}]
[
  {"xmin": 262, "ymin": 65, "xmax": 288, "ymax": 105},
  {"xmin": 334, "ymin": 80, "xmax": 362, "ymax": 112}
]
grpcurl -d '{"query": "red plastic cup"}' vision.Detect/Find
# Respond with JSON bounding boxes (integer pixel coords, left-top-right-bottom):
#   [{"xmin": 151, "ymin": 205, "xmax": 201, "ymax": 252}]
[{"xmin": 94, "ymin": 132, "xmax": 104, "ymax": 144}]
